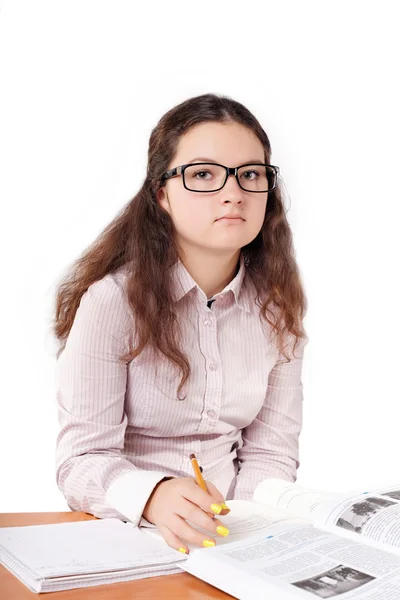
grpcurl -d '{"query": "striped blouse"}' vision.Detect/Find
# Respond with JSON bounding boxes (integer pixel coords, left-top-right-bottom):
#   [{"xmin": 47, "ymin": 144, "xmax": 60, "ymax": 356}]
[{"xmin": 55, "ymin": 251, "xmax": 308, "ymax": 525}]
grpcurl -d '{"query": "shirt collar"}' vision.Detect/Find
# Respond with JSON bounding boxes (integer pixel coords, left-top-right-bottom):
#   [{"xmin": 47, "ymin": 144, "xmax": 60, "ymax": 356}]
[{"xmin": 169, "ymin": 251, "xmax": 251, "ymax": 313}]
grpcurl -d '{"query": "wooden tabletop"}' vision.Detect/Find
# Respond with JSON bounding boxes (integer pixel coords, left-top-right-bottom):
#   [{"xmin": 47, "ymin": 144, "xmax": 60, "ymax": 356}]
[{"xmin": 0, "ymin": 512, "xmax": 235, "ymax": 599}]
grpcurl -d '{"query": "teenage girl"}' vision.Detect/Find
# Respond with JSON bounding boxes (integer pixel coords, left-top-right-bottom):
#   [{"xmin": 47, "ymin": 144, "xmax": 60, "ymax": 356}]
[{"xmin": 53, "ymin": 92, "xmax": 309, "ymax": 554}]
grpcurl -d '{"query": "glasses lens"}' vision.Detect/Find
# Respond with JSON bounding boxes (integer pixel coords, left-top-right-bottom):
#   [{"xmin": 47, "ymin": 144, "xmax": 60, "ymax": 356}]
[
  {"xmin": 184, "ymin": 164, "xmax": 226, "ymax": 191},
  {"xmin": 237, "ymin": 165, "xmax": 276, "ymax": 192},
  {"xmin": 183, "ymin": 163, "xmax": 276, "ymax": 192}
]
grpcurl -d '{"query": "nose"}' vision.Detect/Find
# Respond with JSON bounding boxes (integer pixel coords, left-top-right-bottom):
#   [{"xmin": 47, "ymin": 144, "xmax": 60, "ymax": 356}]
[{"xmin": 221, "ymin": 172, "xmax": 245, "ymax": 200}]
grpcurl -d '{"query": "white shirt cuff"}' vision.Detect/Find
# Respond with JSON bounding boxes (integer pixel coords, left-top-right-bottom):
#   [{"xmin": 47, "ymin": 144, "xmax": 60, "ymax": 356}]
[{"xmin": 105, "ymin": 470, "xmax": 170, "ymax": 526}]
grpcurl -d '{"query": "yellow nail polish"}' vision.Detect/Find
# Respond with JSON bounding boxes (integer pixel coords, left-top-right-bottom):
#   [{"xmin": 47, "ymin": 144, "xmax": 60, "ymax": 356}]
[
  {"xmin": 202, "ymin": 539, "xmax": 216, "ymax": 547},
  {"xmin": 210, "ymin": 503, "xmax": 222, "ymax": 514},
  {"xmin": 178, "ymin": 547, "xmax": 187, "ymax": 554},
  {"xmin": 220, "ymin": 503, "xmax": 230, "ymax": 510},
  {"xmin": 216, "ymin": 525, "xmax": 229, "ymax": 537}
]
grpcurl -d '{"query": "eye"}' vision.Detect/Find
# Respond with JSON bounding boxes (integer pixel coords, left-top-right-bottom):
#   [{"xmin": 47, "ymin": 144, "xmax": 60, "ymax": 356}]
[
  {"xmin": 242, "ymin": 169, "xmax": 260, "ymax": 180},
  {"xmin": 193, "ymin": 169, "xmax": 212, "ymax": 179}
]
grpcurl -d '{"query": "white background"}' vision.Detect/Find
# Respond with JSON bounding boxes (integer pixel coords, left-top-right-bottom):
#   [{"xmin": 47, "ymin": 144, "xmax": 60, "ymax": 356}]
[{"xmin": 0, "ymin": 0, "xmax": 399, "ymax": 512}]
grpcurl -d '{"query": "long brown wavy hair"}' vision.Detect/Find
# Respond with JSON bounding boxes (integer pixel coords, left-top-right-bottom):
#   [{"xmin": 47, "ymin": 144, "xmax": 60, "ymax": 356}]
[{"xmin": 53, "ymin": 92, "xmax": 308, "ymax": 399}]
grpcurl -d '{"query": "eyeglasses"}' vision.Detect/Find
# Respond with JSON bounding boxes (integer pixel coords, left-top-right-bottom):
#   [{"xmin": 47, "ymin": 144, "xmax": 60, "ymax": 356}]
[{"xmin": 159, "ymin": 162, "xmax": 280, "ymax": 193}]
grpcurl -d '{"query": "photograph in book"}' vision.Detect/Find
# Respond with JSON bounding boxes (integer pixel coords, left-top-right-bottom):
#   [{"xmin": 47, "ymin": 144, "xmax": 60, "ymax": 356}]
[
  {"xmin": 382, "ymin": 490, "xmax": 400, "ymax": 502},
  {"xmin": 308, "ymin": 481, "xmax": 400, "ymax": 555},
  {"xmin": 292, "ymin": 564, "xmax": 375, "ymax": 598},
  {"xmin": 335, "ymin": 497, "xmax": 397, "ymax": 534}
]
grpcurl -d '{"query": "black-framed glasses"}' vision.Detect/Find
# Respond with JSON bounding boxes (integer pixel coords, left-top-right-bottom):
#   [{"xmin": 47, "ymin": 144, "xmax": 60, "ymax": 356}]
[{"xmin": 159, "ymin": 162, "xmax": 280, "ymax": 193}]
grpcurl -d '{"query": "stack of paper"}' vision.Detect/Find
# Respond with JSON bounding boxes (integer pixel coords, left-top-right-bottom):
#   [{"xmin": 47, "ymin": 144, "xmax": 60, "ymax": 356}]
[{"xmin": 0, "ymin": 518, "xmax": 185, "ymax": 593}]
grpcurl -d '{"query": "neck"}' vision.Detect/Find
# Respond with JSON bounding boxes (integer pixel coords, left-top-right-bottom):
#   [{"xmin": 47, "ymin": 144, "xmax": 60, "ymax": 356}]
[{"xmin": 179, "ymin": 249, "xmax": 241, "ymax": 299}]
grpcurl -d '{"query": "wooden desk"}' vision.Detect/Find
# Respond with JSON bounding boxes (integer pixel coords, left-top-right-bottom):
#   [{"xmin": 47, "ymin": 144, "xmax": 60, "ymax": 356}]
[{"xmin": 0, "ymin": 512, "xmax": 234, "ymax": 599}]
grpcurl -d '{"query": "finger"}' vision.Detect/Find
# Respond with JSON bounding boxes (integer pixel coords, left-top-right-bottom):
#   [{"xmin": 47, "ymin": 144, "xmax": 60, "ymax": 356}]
[
  {"xmin": 178, "ymin": 498, "xmax": 230, "ymax": 538},
  {"xmin": 205, "ymin": 481, "xmax": 231, "ymax": 515},
  {"xmin": 210, "ymin": 517, "xmax": 230, "ymax": 537},
  {"xmin": 182, "ymin": 478, "xmax": 228, "ymax": 516},
  {"xmin": 170, "ymin": 513, "xmax": 217, "ymax": 548},
  {"xmin": 157, "ymin": 523, "xmax": 189, "ymax": 555},
  {"xmin": 219, "ymin": 505, "xmax": 230, "ymax": 516}
]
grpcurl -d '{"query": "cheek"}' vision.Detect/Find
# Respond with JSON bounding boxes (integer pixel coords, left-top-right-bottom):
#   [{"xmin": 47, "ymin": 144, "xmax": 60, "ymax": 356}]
[
  {"xmin": 255, "ymin": 202, "xmax": 268, "ymax": 225},
  {"xmin": 173, "ymin": 196, "xmax": 211, "ymax": 230},
  {"xmin": 246, "ymin": 206, "xmax": 267, "ymax": 237}
]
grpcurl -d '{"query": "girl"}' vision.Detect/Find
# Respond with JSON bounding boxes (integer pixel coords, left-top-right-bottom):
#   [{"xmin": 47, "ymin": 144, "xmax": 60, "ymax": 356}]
[{"xmin": 53, "ymin": 93, "xmax": 309, "ymax": 554}]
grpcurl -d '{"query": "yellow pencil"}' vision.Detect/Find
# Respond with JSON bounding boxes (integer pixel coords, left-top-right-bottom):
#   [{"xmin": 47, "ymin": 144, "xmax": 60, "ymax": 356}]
[
  {"xmin": 189, "ymin": 453, "xmax": 230, "ymax": 523},
  {"xmin": 189, "ymin": 453, "xmax": 209, "ymax": 493}
]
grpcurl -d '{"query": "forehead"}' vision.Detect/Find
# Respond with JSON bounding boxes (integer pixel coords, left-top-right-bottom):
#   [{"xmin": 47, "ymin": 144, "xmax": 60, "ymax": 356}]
[{"xmin": 174, "ymin": 121, "xmax": 265, "ymax": 165}]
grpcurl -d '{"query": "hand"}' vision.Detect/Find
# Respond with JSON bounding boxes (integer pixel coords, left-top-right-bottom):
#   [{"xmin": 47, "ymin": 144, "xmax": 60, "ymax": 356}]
[{"xmin": 142, "ymin": 476, "xmax": 231, "ymax": 553}]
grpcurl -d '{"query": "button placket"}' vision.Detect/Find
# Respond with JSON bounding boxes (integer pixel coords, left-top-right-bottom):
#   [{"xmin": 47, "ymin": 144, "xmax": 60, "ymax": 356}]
[
  {"xmin": 197, "ymin": 307, "xmax": 222, "ymax": 432},
  {"xmin": 204, "ymin": 360, "xmax": 220, "ymax": 424}
]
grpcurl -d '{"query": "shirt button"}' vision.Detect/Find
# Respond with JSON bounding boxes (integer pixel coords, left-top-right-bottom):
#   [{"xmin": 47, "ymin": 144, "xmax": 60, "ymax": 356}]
[
  {"xmin": 209, "ymin": 363, "xmax": 218, "ymax": 371},
  {"xmin": 204, "ymin": 319, "xmax": 212, "ymax": 327},
  {"xmin": 207, "ymin": 410, "xmax": 216, "ymax": 418}
]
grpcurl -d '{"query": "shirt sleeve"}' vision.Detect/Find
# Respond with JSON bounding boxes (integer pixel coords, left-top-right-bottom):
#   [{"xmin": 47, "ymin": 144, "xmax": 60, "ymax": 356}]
[
  {"xmin": 55, "ymin": 275, "xmax": 170, "ymax": 526},
  {"xmin": 232, "ymin": 333, "xmax": 309, "ymax": 501}
]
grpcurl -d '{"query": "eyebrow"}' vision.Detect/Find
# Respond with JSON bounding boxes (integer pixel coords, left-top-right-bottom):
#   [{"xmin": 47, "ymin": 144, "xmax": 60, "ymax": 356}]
[{"xmin": 188, "ymin": 157, "xmax": 265, "ymax": 165}]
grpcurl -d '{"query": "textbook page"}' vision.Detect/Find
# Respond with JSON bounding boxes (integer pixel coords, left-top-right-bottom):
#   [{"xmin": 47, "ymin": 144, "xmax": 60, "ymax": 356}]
[
  {"xmin": 182, "ymin": 517, "xmax": 400, "ymax": 600},
  {"xmin": 313, "ymin": 482, "xmax": 400, "ymax": 557},
  {"xmin": 253, "ymin": 478, "xmax": 334, "ymax": 520},
  {"xmin": 142, "ymin": 499, "xmax": 308, "ymax": 552}
]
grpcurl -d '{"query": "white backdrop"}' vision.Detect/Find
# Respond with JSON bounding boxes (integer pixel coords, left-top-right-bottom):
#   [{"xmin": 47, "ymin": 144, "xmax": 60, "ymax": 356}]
[{"xmin": 1, "ymin": 0, "xmax": 399, "ymax": 512}]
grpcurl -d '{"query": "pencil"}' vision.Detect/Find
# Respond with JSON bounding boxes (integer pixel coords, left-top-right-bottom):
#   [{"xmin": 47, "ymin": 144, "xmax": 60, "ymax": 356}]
[
  {"xmin": 189, "ymin": 453, "xmax": 209, "ymax": 493},
  {"xmin": 189, "ymin": 453, "xmax": 231, "ymax": 519}
]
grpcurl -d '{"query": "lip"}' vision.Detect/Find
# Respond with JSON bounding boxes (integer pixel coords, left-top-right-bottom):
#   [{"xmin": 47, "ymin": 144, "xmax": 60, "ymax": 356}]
[{"xmin": 216, "ymin": 216, "xmax": 245, "ymax": 221}]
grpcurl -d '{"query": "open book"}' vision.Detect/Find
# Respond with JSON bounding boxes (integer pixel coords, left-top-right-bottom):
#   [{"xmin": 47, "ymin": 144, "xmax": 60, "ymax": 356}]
[
  {"xmin": 2, "ymin": 479, "xmax": 400, "ymax": 597},
  {"xmin": 176, "ymin": 478, "xmax": 400, "ymax": 599}
]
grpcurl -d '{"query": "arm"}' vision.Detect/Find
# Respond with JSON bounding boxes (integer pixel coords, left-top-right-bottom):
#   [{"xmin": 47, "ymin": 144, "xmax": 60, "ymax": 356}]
[
  {"xmin": 55, "ymin": 276, "xmax": 170, "ymax": 525},
  {"xmin": 233, "ymin": 333, "xmax": 309, "ymax": 501}
]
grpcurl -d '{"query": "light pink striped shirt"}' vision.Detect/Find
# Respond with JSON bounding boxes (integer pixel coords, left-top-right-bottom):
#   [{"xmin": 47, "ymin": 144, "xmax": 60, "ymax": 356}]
[{"xmin": 55, "ymin": 252, "xmax": 308, "ymax": 525}]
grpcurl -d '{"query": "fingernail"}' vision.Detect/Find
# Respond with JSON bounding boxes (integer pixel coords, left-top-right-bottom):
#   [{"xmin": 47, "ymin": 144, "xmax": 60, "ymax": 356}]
[
  {"xmin": 178, "ymin": 547, "xmax": 188, "ymax": 554},
  {"xmin": 202, "ymin": 539, "xmax": 216, "ymax": 547},
  {"xmin": 220, "ymin": 503, "xmax": 230, "ymax": 511},
  {"xmin": 210, "ymin": 503, "xmax": 222, "ymax": 514},
  {"xmin": 216, "ymin": 525, "xmax": 229, "ymax": 537}
]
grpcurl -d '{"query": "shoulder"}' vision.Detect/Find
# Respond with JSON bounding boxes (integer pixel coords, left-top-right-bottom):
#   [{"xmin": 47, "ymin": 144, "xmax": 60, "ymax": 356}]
[
  {"xmin": 87, "ymin": 264, "xmax": 129, "ymax": 299},
  {"xmin": 80, "ymin": 265, "xmax": 132, "ymax": 327}
]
